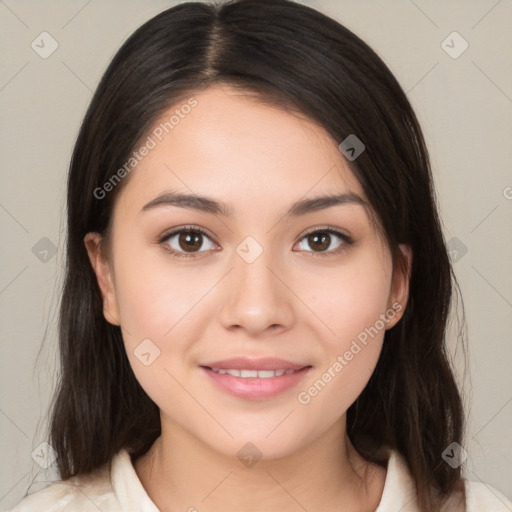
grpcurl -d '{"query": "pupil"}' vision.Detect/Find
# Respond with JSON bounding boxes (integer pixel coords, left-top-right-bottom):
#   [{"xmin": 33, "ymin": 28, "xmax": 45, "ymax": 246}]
[
  {"xmin": 180, "ymin": 231, "xmax": 202, "ymax": 252},
  {"xmin": 310, "ymin": 232, "xmax": 329, "ymax": 251}
]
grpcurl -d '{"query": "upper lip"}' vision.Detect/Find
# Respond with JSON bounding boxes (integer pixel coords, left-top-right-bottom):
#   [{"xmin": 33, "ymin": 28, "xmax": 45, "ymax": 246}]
[{"xmin": 201, "ymin": 357, "xmax": 310, "ymax": 371}]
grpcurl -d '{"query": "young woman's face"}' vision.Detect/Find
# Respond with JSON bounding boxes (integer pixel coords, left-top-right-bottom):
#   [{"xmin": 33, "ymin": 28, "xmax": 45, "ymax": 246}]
[{"xmin": 86, "ymin": 85, "xmax": 409, "ymax": 460}]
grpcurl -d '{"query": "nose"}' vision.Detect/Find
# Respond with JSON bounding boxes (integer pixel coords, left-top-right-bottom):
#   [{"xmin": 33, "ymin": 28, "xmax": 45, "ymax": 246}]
[{"xmin": 218, "ymin": 245, "xmax": 295, "ymax": 336}]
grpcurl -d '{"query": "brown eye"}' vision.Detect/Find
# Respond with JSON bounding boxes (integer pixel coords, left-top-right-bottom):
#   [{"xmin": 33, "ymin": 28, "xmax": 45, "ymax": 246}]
[
  {"xmin": 160, "ymin": 227, "xmax": 217, "ymax": 258},
  {"xmin": 306, "ymin": 232, "xmax": 331, "ymax": 252},
  {"xmin": 296, "ymin": 228, "xmax": 351, "ymax": 255},
  {"xmin": 177, "ymin": 231, "xmax": 203, "ymax": 252}
]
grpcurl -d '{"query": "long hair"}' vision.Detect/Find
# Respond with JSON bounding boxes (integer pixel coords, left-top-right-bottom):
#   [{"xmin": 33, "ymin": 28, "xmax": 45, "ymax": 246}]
[{"xmin": 48, "ymin": 1, "xmax": 465, "ymax": 510}]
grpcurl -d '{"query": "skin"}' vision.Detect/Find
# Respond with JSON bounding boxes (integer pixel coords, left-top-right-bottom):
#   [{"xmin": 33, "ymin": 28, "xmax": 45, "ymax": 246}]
[{"xmin": 85, "ymin": 85, "xmax": 411, "ymax": 512}]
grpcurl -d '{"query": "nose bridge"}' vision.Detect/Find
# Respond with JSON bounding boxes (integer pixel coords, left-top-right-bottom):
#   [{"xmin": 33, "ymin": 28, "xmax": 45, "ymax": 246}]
[{"xmin": 218, "ymin": 235, "xmax": 294, "ymax": 334}]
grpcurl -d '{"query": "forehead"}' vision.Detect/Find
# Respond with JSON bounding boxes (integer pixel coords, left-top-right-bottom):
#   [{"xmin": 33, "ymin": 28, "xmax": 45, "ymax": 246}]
[{"xmin": 115, "ymin": 85, "xmax": 365, "ymax": 215}]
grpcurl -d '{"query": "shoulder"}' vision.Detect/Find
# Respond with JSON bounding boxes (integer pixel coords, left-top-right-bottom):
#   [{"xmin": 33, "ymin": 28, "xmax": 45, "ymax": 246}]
[
  {"xmin": 9, "ymin": 459, "xmax": 119, "ymax": 512},
  {"xmin": 463, "ymin": 479, "xmax": 512, "ymax": 511},
  {"xmin": 376, "ymin": 449, "xmax": 512, "ymax": 512}
]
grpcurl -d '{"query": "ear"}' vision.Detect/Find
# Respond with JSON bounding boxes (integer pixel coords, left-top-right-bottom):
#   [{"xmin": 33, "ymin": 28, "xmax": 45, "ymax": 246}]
[
  {"xmin": 386, "ymin": 244, "xmax": 412, "ymax": 329},
  {"xmin": 84, "ymin": 232, "xmax": 120, "ymax": 326}
]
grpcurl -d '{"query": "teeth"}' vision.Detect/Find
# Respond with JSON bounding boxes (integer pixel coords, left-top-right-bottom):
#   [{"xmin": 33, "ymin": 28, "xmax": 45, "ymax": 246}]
[{"xmin": 210, "ymin": 368, "xmax": 298, "ymax": 378}]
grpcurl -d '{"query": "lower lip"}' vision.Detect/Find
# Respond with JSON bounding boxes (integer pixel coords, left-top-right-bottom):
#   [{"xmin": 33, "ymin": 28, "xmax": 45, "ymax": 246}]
[{"xmin": 200, "ymin": 366, "xmax": 312, "ymax": 400}]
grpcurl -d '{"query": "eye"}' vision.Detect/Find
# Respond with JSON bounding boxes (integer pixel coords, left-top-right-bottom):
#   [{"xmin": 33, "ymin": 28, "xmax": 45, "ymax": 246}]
[
  {"xmin": 159, "ymin": 226, "xmax": 218, "ymax": 258},
  {"xmin": 159, "ymin": 225, "xmax": 353, "ymax": 259},
  {"xmin": 295, "ymin": 227, "xmax": 352, "ymax": 256}
]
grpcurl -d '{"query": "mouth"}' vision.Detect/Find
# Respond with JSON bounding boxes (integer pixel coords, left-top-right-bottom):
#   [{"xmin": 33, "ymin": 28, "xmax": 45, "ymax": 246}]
[
  {"xmin": 206, "ymin": 368, "xmax": 299, "ymax": 378},
  {"xmin": 199, "ymin": 358, "xmax": 312, "ymax": 400}
]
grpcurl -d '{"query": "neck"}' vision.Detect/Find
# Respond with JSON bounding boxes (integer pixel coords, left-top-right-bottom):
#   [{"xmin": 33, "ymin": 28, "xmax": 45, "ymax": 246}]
[{"xmin": 134, "ymin": 416, "xmax": 386, "ymax": 512}]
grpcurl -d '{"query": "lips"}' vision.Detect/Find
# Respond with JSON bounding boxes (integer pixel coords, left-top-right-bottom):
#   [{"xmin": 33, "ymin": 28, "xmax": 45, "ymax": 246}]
[{"xmin": 199, "ymin": 357, "xmax": 312, "ymax": 400}]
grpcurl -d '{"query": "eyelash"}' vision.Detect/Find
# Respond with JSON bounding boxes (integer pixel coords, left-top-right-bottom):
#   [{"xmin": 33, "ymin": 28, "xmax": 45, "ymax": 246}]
[{"xmin": 158, "ymin": 225, "xmax": 353, "ymax": 259}]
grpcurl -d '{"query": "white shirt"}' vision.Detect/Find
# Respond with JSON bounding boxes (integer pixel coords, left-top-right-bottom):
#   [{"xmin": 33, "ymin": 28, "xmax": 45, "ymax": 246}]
[{"xmin": 9, "ymin": 448, "xmax": 512, "ymax": 511}]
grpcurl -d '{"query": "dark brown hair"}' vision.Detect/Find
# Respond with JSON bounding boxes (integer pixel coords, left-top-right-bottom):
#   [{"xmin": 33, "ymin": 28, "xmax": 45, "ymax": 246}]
[{"xmin": 48, "ymin": 1, "xmax": 466, "ymax": 510}]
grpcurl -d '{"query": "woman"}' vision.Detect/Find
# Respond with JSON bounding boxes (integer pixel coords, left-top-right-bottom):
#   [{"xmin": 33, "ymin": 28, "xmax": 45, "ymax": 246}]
[{"xmin": 11, "ymin": 0, "xmax": 512, "ymax": 511}]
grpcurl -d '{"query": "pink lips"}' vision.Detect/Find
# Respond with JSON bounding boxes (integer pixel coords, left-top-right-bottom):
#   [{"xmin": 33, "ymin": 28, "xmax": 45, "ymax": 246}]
[{"xmin": 200, "ymin": 357, "xmax": 312, "ymax": 401}]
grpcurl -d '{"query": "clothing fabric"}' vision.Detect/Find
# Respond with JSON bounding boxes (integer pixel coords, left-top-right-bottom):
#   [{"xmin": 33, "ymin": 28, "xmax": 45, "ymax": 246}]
[{"xmin": 9, "ymin": 448, "xmax": 512, "ymax": 511}]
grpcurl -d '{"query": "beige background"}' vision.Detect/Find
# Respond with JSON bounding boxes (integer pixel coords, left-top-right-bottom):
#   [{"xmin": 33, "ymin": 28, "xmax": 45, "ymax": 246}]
[{"xmin": 1, "ymin": 0, "xmax": 511, "ymax": 509}]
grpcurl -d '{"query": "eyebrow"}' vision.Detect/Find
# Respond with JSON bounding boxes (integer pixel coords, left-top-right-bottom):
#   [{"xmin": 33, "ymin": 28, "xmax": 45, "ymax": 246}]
[{"xmin": 140, "ymin": 190, "xmax": 366, "ymax": 218}]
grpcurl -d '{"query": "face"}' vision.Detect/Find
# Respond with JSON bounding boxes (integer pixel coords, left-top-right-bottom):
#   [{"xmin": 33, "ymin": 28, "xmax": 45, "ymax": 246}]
[{"xmin": 86, "ymin": 85, "xmax": 410, "ymax": 460}]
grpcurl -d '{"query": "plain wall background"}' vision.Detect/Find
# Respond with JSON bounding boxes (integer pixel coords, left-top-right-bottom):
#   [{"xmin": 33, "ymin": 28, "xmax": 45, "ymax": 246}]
[{"xmin": 1, "ymin": 0, "xmax": 511, "ymax": 509}]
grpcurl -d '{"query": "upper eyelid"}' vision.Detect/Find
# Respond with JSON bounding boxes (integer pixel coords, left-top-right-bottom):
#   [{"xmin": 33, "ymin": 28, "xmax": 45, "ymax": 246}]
[
  {"xmin": 160, "ymin": 225, "xmax": 215, "ymax": 241},
  {"xmin": 299, "ymin": 225, "xmax": 350, "ymax": 238}
]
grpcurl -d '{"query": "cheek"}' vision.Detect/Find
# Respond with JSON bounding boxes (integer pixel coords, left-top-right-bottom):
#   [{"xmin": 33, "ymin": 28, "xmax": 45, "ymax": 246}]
[
  {"xmin": 295, "ymin": 252, "xmax": 392, "ymax": 414},
  {"xmin": 302, "ymin": 251, "xmax": 392, "ymax": 348},
  {"xmin": 110, "ymin": 244, "xmax": 206, "ymax": 408},
  {"xmin": 110, "ymin": 240, "xmax": 219, "ymax": 393},
  {"xmin": 112, "ymin": 239, "xmax": 211, "ymax": 342}
]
